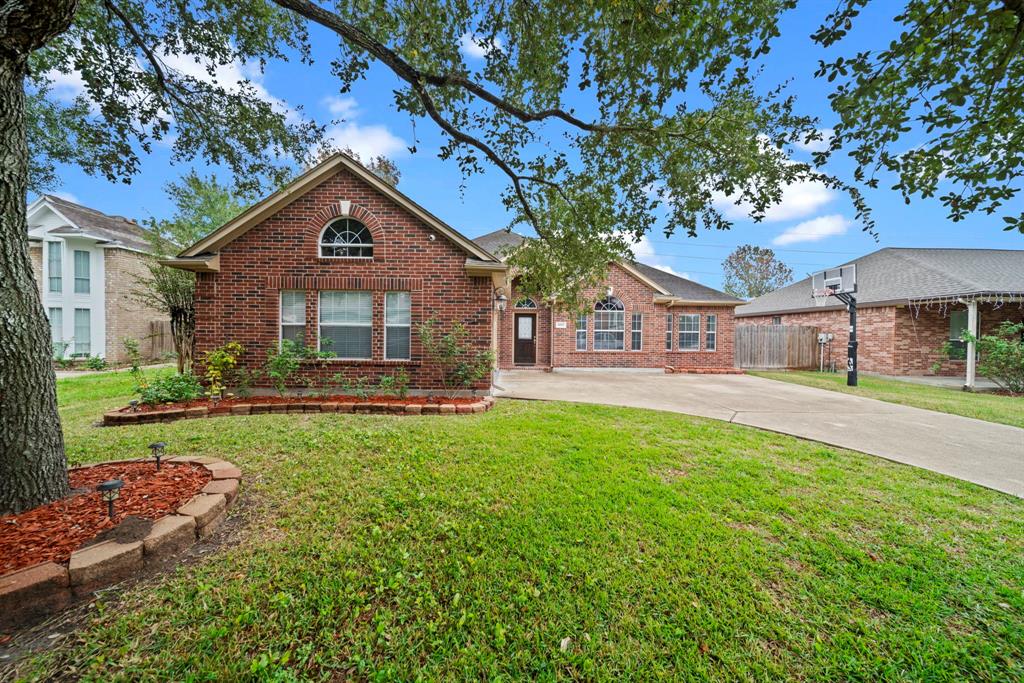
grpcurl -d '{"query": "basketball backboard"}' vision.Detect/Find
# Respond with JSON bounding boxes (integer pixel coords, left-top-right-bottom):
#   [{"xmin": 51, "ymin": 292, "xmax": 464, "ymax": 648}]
[{"xmin": 812, "ymin": 264, "xmax": 856, "ymax": 305}]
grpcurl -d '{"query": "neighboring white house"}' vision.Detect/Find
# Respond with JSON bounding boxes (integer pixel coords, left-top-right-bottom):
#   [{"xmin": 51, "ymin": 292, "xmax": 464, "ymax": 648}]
[{"xmin": 26, "ymin": 195, "xmax": 169, "ymax": 362}]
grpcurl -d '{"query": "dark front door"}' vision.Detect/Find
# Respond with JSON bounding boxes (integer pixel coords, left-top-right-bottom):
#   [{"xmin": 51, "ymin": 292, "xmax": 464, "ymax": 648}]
[{"xmin": 514, "ymin": 313, "xmax": 536, "ymax": 365}]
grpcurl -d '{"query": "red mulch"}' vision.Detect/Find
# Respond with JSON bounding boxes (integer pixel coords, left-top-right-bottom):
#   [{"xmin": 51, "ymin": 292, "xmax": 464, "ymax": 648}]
[
  {"xmin": 0, "ymin": 462, "xmax": 211, "ymax": 575},
  {"xmin": 124, "ymin": 394, "xmax": 482, "ymax": 413}
]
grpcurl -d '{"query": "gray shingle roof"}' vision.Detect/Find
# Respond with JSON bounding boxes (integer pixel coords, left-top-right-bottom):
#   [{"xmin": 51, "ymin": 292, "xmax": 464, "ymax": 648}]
[
  {"xmin": 472, "ymin": 229, "xmax": 740, "ymax": 303},
  {"xmin": 736, "ymin": 247, "xmax": 1024, "ymax": 317},
  {"xmin": 43, "ymin": 195, "xmax": 153, "ymax": 253}
]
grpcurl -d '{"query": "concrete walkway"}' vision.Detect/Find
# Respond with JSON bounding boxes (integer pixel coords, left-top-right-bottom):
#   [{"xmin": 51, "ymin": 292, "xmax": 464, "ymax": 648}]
[{"xmin": 495, "ymin": 369, "xmax": 1024, "ymax": 498}]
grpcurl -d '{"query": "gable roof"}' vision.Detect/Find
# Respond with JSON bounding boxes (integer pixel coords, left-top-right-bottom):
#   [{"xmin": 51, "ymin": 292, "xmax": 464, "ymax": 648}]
[
  {"xmin": 176, "ymin": 153, "xmax": 497, "ymax": 263},
  {"xmin": 471, "ymin": 229, "xmax": 741, "ymax": 304},
  {"xmin": 736, "ymin": 247, "xmax": 1024, "ymax": 317},
  {"xmin": 28, "ymin": 195, "xmax": 153, "ymax": 253}
]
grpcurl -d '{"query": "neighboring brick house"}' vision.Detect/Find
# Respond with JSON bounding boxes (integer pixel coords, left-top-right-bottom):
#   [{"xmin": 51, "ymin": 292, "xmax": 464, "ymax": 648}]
[
  {"xmin": 737, "ymin": 248, "xmax": 1024, "ymax": 383},
  {"xmin": 162, "ymin": 154, "xmax": 740, "ymax": 394},
  {"xmin": 26, "ymin": 195, "xmax": 168, "ymax": 362},
  {"xmin": 475, "ymin": 230, "xmax": 742, "ymax": 372}
]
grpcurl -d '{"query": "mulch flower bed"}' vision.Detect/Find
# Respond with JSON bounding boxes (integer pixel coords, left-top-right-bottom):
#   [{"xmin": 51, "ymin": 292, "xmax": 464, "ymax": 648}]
[
  {"xmin": 123, "ymin": 394, "xmax": 483, "ymax": 413},
  {"xmin": 103, "ymin": 394, "xmax": 497, "ymax": 426},
  {"xmin": 0, "ymin": 462, "xmax": 210, "ymax": 575}
]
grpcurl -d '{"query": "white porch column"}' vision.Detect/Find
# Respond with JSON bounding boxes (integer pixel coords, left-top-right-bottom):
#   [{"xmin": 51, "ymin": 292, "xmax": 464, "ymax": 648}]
[{"xmin": 964, "ymin": 299, "xmax": 978, "ymax": 391}]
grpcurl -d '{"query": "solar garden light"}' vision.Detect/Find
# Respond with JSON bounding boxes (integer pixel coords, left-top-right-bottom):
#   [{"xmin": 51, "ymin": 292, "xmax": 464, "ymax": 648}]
[
  {"xmin": 97, "ymin": 479, "xmax": 124, "ymax": 520},
  {"xmin": 149, "ymin": 441, "xmax": 167, "ymax": 470},
  {"xmin": 129, "ymin": 399, "xmax": 139, "ymax": 412}
]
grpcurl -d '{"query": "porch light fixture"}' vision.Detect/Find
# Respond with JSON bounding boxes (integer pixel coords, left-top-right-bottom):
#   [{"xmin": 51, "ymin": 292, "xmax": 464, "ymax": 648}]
[
  {"xmin": 494, "ymin": 288, "xmax": 508, "ymax": 312},
  {"xmin": 97, "ymin": 479, "xmax": 124, "ymax": 520},
  {"xmin": 148, "ymin": 441, "xmax": 167, "ymax": 470}
]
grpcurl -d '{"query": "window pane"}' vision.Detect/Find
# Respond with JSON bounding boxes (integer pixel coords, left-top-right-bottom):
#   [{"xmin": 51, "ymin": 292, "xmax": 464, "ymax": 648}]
[
  {"xmin": 594, "ymin": 331, "xmax": 624, "ymax": 350},
  {"xmin": 73, "ymin": 250, "xmax": 90, "ymax": 294},
  {"xmin": 631, "ymin": 313, "xmax": 642, "ymax": 351},
  {"xmin": 320, "ymin": 291, "xmax": 372, "ymax": 324},
  {"xmin": 281, "ymin": 291, "xmax": 305, "ymax": 324},
  {"xmin": 678, "ymin": 314, "xmax": 700, "ymax": 350},
  {"xmin": 320, "ymin": 325, "xmax": 371, "ymax": 358},
  {"xmin": 74, "ymin": 308, "xmax": 90, "ymax": 356},
  {"xmin": 594, "ymin": 307, "xmax": 624, "ymax": 350},
  {"xmin": 576, "ymin": 315, "xmax": 587, "ymax": 351},
  {"xmin": 386, "ymin": 327, "xmax": 410, "ymax": 359},
  {"xmin": 949, "ymin": 310, "xmax": 968, "ymax": 340},
  {"xmin": 48, "ymin": 308, "xmax": 63, "ymax": 345},
  {"xmin": 706, "ymin": 314, "xmax": 717, "ymax": 351},
  {"xmin": 282, "ymin": 325, "xmax": 306, "ymax": 345},
  {"xmin": 665, "ymin": 314, "xmax": 673, "ymax": 350},
  {"xmin": 385, "ymin": 292, "xmax": 411, "ymax": 325},
  {"xmin": 320, "ymin": 219, "xmax": 373, "ymax": 257},
  {"xmin": 48, "ymin": 242, "xmax": 62, "ymax": 293}
]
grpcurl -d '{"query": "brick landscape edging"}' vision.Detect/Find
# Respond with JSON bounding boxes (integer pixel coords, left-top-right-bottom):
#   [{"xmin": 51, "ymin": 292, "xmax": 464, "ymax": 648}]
[
  {"xmin": 102, "ymin": 396, "xmax": 496, "ymax": 426},
  {"xmin": 0, "ymin": 457, "xmax": 242, "ymax": 630}
]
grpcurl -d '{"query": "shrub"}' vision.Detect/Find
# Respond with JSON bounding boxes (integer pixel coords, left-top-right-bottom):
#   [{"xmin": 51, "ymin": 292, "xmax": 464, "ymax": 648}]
[
  {"xmin": 417, "ymin": 319, "xmax": 494, "ymax": 398},
  {"xmin": 86, "ymin": 355, "xmax": 108, "ymax": 371},
  {"xmin": 122, "ymin": 337, "xmax": 142, "ymax": 374},
  {"xmin": 201, "ymin": 341, "xmax": 244, "ymax": 398},
  {"xmin": 136, "ymin": 373, "xmax": 204, "ymax": 405},
  {"xmin": 965, "ymin": 321, "xmax": 1024, "ymax": 394}
]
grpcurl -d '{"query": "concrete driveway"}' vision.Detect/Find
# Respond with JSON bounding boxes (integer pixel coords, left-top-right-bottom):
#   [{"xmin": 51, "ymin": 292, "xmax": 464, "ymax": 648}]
[{"xmin": 495, "ymin": 369, "xmax": 1024, "ymax": 498}]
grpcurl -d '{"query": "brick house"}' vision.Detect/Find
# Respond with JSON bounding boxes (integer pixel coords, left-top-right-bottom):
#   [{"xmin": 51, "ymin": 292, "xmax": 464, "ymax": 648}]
[
  {"xmin": 473, "ymin": 230, "xmax": 742, "ymax": 372},
  {"xmin": 736, "ymin": 248, "xmax": 1024, "ymax": 385},
  {"xmin": 26, "ymin": 195, "xmax": 169, "ymax": 362},
  {"xmin": 162, "ymin": 154, "xmax": 740, "ymax": 393}
]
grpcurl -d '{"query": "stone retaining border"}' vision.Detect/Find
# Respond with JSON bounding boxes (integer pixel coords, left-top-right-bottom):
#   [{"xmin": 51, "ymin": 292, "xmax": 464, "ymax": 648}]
[
  {"xmin": 102, "ymin": 396, "xmax": 496, "ymax": 426},
  {"xmin": 0, "ymin": 457, "xmax": 242, "ymax": 630}
]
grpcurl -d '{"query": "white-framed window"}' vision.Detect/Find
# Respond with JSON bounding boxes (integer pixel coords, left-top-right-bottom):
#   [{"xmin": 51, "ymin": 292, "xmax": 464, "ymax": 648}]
[
  {"xmin": 594, "ymin": 297, "xmax": 625, "ymax": 350},
  {"xmin": 631, "ymin": 312, "xmax": 643, "ymax": 351},
  {"xmin": 771, "ymin": 315, "xmax": 782, "ymax": 325},
  {"xmin": 73, "ymin": 250, "xmax": 90, "ymax": 294},
  {"xmin": 948, "ymin": 309, "xmax": 972, "ymax": 360},
  {"xmin": 48, "ymin": 307, "xmax": 63, "ymax": 346},
  {"xmin": 47, "ymin": 242, "xmax": 62, "ymax": 293},
  {"xmin": 385, "ymin": 291, "xmax": 411, "ymax": 360},
  {"xmin": 576, "ymin": 314, "xmax": 588, "ymax": 351},
  {"xmin": 73, "ymin": 308, "xmax": 91, "ymax": 356},
  {"xmin": 665, "ymin": 313, "xmax": 673, "ymax": 350},
  {"xmin": 678, "ymin": 313, "xmax": 700, "ymax": 351},
  {"xmin": 319, "ymin": 219, "xmax": 373, "ymax": 258},
  {"xmin": 515, "ymin": 297, "xmax": 537, "ymax": 309},
  {"xmin": 319, "ymin": 291, "xmax": 372, "ymax": 358},
  {"xmin": 280, "ymin": 290, "xmax": 306, "ymax": 347},
  {"xmin": 706, "ymin": 314, "xmax": 717, "ymax": 351}
]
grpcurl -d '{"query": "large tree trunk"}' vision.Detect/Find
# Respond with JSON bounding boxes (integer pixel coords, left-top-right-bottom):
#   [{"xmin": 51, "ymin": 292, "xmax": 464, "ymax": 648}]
[{"xmin": 0, "ymin": 0, "xmax": 80, "ymax": 514}]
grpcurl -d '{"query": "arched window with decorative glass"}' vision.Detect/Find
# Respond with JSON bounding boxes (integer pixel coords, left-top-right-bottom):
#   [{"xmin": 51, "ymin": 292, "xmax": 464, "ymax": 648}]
[
  {"xmin": 514, "ymin": 297, "xmax": 537, "ymax": 309},
  {"xmin": 593, "ymin": 296, "xmax": 625, "ymax": 350},
  {"xmin": 319, "ymin": 218, "xmax": 374, "ymax": 258}
]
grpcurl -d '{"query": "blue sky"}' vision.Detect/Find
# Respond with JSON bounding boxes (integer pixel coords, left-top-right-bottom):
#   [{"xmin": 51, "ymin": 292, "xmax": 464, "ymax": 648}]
[{"xmin": 40, "ymin": 3, "xmax": 1022, "ymax": 291}]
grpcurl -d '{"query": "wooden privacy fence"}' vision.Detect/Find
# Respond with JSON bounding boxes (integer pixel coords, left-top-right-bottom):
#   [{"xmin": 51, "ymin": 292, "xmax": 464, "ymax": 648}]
[
  {"xmin": 735, "ymin": 324, "xmax": 819, "ymax": 369},
  {"xmin": 146, "ymin": 320, "xmax": 176, "ymax": 358}
]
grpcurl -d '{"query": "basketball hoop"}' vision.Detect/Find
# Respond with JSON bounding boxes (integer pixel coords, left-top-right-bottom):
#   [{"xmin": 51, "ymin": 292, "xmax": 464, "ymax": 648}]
[
  {"xmin": 812, "ymin": 286, "xmax": 836, "ymax": 307},
  {"xmin": 810, "ymin": 264, "xmax": 859, "ymax": 386}
]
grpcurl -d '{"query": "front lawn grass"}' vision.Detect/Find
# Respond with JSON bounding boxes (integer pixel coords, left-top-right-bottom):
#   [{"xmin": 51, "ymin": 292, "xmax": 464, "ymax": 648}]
[
  {"xmin": 10, "ymin": 372, "xmax": 1023, "ymax": 680},
  {"xmin": 748, "ymin": 370, "xmax": 1024, "ymax": 429}
]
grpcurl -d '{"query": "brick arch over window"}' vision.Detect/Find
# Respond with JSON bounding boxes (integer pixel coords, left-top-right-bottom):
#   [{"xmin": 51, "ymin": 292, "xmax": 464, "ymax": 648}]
[{"xmin": 306, "ymin": 201, "xmax": 386, "ymax": 260}]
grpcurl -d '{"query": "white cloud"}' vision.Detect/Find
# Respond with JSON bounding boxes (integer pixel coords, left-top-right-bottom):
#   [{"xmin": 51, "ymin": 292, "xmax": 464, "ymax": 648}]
[
  {"xmin": 52, "ymin": 191, "xmax": 80, "ymax": 204},
  {"xmin": 772, "ymin": 214, "xmax": 851, "ymax": 246},
  {"xmin": 459, "ymin": 32, "xmax": 503, "ymax": 59},
  {"xmin": 324, "ymin": 121, "xmax": 406, "ymax": 160},
  {"xmin": 322, "ymin": 95, "xmax": 358, "ymax": 118},
  {"xmin": 793, "ymin": 128, "xmax": 834, "ymax": 153},
  {"xmin": 713, "ymin": 179, "xmax": 836, "ymax": 223}
]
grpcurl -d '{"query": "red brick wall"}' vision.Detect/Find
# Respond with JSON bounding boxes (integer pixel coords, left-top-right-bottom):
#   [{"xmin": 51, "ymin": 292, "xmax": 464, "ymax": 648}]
[
  {"xmin": 496, "ymin": 265, "xmax": 737, "ymax": 370},
  {"xmin": 741, "ymin": 303, "xmax": 1024, "ymax": 375},
  {"xmin": 894, "ymin": 302, "xmax": 1024, "ymax": 375},
  {"xmin": 193, "ymin": 167, "xmax": 493, "ymax": 391}
]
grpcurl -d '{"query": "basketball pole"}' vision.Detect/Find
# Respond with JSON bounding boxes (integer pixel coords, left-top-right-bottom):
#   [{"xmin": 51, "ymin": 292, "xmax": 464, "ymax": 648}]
[{"xmin": 836, "ymin": 292, "xmax": 858, "ymax": 387}]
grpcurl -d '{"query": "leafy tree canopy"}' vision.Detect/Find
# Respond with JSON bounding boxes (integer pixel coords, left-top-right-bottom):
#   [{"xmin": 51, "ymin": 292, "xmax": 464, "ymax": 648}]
[
  {"xmin": 145, "ymin": 170, "xmax": 249, "ymax": 256},
  {"xmin": 721, "ymin": 244, "xmax": 794, "ymax": 299}
]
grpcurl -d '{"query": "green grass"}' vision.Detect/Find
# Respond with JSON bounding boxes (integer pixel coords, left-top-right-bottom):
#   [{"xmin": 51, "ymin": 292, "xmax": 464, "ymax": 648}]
[
  {"xmin": 11, "ymin": 372, "xmax": 1024, "ymax": 681},
  {"xmin": 748, "ymin": 370, "xmax": 1024, "ymax": 429}
]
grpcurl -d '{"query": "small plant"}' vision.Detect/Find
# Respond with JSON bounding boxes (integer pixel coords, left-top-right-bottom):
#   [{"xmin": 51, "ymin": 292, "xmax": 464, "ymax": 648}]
[
  {"xmin": 265, "ymin": 340, "xmax": 302, "ymax": 396},
  {"xmin": 418, "ymin": 318, "xmax": 494, "ymax": 398},
  {"xmin": 86, "ymin": 355, "xmax": 108, "ymax": 371},
  {"xmin": 55, "ymin": 356, "xmax": 74, "ymax": 369},
  {"xmin": 201, "ymin": 341, "xmax": 245, "ymax": 399},
  {"xmin": 350, "ymin": 376, "xmax": 372, "ymax": 401},
  {"xmin": 122, "ymin": 337, "xmax": 142, "ymax": 373},
  {"xmin": 136, "ymin": 373, "xmax": 204, "ymax": 405},
  {"xmin": 378, "ymin": 373, "xmax": 396, "ymax": 396},
  {"xmin": 967, "ymin": 321, "xmax": 1024, "ymax": 394},
  {"xmin": 393, "ymin": 367, "xmax": 410, "ymax": 398}
]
